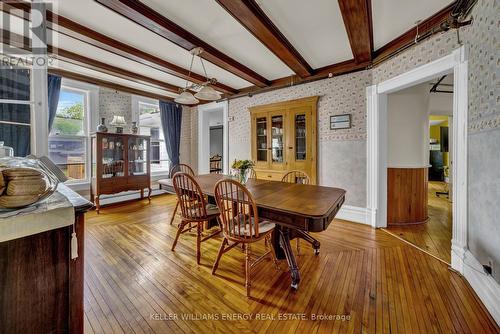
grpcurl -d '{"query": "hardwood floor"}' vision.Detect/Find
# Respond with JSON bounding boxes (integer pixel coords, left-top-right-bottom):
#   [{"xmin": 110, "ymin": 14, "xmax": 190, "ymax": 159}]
[
  {"xmin": 384, "ymin": 181, "xmax": 452, "ymax": 263},
  {"xmin": 83, "ymin": 194, "xmax": 498, "ymax": 334}
]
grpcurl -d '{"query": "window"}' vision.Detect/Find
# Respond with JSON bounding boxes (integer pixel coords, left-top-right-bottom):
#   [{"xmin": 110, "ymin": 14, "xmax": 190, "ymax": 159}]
[
  {"xmin": 0, "ymin": 68, "xmax": 32, "ymax": 157},
  {"xmin": 48, "ymin": 87, "xmax": 88, "ymax": 182},
  {"xmin": 138, "ymin": 102, "xmax": 170, "ymax": 174}
]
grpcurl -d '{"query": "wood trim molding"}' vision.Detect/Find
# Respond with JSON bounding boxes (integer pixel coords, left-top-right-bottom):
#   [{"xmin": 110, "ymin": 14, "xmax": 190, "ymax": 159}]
[
  {"xmin": 215, "ymin": 0, "xmax": 313, "ymax": 78},
  {"xmin": 338, "ymin": 0, "xmax": 373, "ymax": 63},
  {"xmin": 95, "ymin": 0, "xmax": 270, "ymax": 87},
  {"xmin": 48, "ymin": 68, "xmax": 175, "ymax": 102},
  {"xmin": 373, "ymin": 2, "xmax": 454, "ymax": 64},
  {"xmin": 233, "ymin": 59, "xmax": 370, "ymax": 99},
  {"xmin": 1, "ymin": 0, "xmax": 238, "ymax": 95}
]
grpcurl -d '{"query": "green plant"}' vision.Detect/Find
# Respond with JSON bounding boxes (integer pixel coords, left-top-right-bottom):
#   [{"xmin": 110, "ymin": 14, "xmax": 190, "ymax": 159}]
[
  {"xmin": 58, "ymin": 103, "xmax": 84, "ymax": 120},
  {"xmin": 231, "ymin": 159, "xmax": 254, "ymax": 170}
]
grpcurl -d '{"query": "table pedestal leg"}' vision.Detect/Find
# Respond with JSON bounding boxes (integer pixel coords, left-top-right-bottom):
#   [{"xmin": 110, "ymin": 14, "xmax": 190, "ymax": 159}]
[
  {"xmin": 278, "ymin": 227, "xmax": 300, "ymax": 290},
  {"xmin": 295, "ymin": 230, "xmax": 321, "ymax": 255}
]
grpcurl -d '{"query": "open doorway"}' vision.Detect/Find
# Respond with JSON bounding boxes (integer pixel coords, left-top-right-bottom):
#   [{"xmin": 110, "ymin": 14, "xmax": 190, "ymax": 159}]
[
  {"xmin": 197, "ymin": 101, "xmax": 229, "ymax": 175},
  {"xmin": 366, "ymin": 47, "xmax": 468, "ymax": 273},
  {"xmin": 383, "ymin": 75, "xmax": 454, "ymax": 263}
]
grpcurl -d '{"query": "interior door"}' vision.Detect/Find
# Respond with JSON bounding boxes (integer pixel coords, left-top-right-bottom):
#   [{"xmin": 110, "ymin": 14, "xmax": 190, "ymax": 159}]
[{"xmin": 287, "ymin": 106, "xmax": 313, "ymax": 181}]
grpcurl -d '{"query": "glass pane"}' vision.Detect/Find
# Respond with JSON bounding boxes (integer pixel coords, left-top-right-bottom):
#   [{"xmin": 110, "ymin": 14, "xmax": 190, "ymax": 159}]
[
  {"xmin": 271, "ymin": 115, "xmax": 283, "ymax": 163},
  {"xmin": 48, "ymin": 137, "xmax": 86, "ymax": 181},
  {"xmin": 0, "ymin": 123, "xmax": 30, "ymax": 157},
  {"xmin": 295, "ymin": 114, "xmax": 306, "ymax": 161},
  {"xmin": 0, "ymin": 68, "xmax": 30, "ymax": 101},
  {"xmin": 50, "ymin": 90, "xmax": 85, "ymax": 136},
  {"xmin": 0, "ymin": 103, "xmax": 30, "ymax": 124},
  {"xmin": 101, "ymin": 136, "xmax": 125, "ymax": 178},
  {"xmin": 128, "ymin": 137, "xmax": 148, "ymax": 176},
  {"xmin": 256, "ymin": 117, "xmax": 267, "ymax": 162}
]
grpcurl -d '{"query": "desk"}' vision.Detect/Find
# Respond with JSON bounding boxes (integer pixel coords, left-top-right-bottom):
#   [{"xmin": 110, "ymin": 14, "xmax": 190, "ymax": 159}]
[{"xmin": 159, "ymin": 174, "xmax": 345, "ymax": 289}]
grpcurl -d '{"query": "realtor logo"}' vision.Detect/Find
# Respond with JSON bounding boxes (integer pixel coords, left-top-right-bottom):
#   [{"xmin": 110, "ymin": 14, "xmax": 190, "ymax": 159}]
[{"xmin": 0, "ymin": 0, "xmax": 57, "ymax": 67}]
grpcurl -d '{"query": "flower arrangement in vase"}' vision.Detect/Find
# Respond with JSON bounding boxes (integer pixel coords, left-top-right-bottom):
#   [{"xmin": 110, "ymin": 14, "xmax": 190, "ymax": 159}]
[{"xmin": 231, "ymin": 159, "xmax": 254, "ymax": 184}]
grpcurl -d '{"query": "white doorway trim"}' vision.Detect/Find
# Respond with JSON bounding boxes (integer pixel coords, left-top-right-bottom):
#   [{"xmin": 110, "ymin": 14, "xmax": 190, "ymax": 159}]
[
  {"xmin": 197, "ymin": 101, "xmax": 229, "ymax": 175},
  {"xmin": 366, "ymin": 46, "xmax": 468, "ymax": 273}
]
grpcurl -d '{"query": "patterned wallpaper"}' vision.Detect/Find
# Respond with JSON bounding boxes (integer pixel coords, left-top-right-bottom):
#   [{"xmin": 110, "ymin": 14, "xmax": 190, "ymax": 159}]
[
  {"xmin": 373, "ymin": 0, "xmax": 499, "ymax": 133},
  {"xmin": 98, "ymin": 87, "xmax": 132, "ymax": 127},
  {"xmin": 228, "ymin": 70, "xmax": 372, "ymax": 162},
  {"xmin": 464, "ymin": 0, "xmax": 499, "ymax": 133}
]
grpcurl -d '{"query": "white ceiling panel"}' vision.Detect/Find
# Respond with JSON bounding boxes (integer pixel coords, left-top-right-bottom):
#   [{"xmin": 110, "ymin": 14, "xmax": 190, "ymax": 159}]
[
  {"xmin": 54, "ymin": 0, "xmax": 253, "ymax": 89},
  {"xmin": 257, "ymin": 0, "xmax": 353, "ymax": 69},
  {"xmin": 141, "ymin": 0, "xmax": 294, "ymax": 80},
  {"xmin": 54, "ymin": 33, "xmax": 192, "ymax": 90},
  {"xmin": 372, "ymin": 0, "xmax": 454, "ymax": 50}
]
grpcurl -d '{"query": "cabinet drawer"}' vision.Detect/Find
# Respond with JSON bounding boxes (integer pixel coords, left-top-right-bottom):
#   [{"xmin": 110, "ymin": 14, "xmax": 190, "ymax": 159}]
[{"xmin": 255, "ymin": 170, "xmax": 284, "ymax": 181}]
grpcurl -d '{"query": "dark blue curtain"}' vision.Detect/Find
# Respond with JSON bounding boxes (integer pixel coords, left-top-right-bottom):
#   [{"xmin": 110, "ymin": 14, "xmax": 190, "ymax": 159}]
[
  {"xmin": 0, "ymin": 68, "xmax": 31, "ymax": 157},
  {"xmin": 159, "ymin": 100, "xmax": 183, "ymax": 169},
  {"xmin": 47, "ymin": 74, "xmax": 62, "ymax": 131}
]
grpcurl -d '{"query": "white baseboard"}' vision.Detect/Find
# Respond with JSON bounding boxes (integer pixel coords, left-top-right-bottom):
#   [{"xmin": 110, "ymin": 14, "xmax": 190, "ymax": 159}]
[
  {"xmin": 461, "ymin": 250, "xmax": 500, "ymax": 325},
  {"xmin": 336, "ymin": 205, "xmax": 370, "ymax": 225}
]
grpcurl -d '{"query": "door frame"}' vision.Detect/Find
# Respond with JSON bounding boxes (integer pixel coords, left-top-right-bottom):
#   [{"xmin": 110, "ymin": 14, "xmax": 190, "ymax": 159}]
[
  {"xmin": 197, "ymin": 101, "xmax": 229, "ymax": 175},
  {"xmin": 366, "ymin": 46, "xmax": 468, "ymax": 273}
]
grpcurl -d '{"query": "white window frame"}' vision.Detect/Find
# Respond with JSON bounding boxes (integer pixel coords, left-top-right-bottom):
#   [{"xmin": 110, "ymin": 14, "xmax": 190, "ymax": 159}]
[
  {"xmin": 0, "ymin": 66, "xmax": 34, "ymax": 155},
  {"xmin": 132, "ymin": 95, "xmax": 170, "ymax": 177},
  {"xmin": 48, "ymin": 85, "xmax": 89, "ymax": 183},
  {"xmin": 48, "ymin": 78, "xmax": 98, "ymax": 188}
]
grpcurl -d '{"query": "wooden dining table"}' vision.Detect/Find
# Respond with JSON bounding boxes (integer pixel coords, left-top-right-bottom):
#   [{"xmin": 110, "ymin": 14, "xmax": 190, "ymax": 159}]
[{"xmin": 159, "ymin": 174, "xmax": 346, "ymax": 289}]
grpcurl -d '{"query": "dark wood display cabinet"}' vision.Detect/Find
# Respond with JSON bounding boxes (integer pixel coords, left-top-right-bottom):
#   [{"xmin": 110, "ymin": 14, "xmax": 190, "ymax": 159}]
[{"xmin": 90, "ymin": 132, "xmax": 151, "ymax": 212}]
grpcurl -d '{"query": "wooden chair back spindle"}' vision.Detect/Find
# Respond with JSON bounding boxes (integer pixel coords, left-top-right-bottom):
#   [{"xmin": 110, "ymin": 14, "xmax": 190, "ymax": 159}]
[
  {"xmin": 172, "ymin": 172, "xmax": 207, "ymax": 221},
  {"xmin": 214, "ymin": 179, "xmax": 261, "ymax": 242},
  {"xmin": 170, "ymin": 163, "xmax": 195, "ymax": 177},
  {"xmin": 281, "ymin": 170, "xmax": 311, "ymax": 185}
]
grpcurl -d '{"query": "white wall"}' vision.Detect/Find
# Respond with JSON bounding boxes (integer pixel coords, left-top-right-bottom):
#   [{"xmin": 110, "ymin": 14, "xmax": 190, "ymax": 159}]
[
  {"xmin": 387, "ymin": 84, "xmax": 430, "ymax": 167},
  {"xmin": 428, "ymin": 91, "xmax": 454, "ymax": 116}
]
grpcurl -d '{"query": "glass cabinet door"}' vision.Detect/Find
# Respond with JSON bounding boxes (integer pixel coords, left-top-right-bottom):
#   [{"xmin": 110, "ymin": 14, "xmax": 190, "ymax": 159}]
[
  {"xmin": 256, "ymin": 116, "xmax": 268, "ymax": 162},
  {"xmin": 295, "ymin": 114, "xmax": 307, "ymax": 161},
  {"xmin": 271, "ymin": 114, "xmax": 284, "ymax": 164},
  {"xmin": 128, "ymin": 137, "xmax": 148, "ymax": 176},
  {"xmin": 101, "ymin": 135, "xmax": 125, "ymax": 178}
]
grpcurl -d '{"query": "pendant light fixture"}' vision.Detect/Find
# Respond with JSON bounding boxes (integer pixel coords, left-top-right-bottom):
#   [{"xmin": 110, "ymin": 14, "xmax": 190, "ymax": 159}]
[{"xmin": 174, "ymin": 47, "xmax": 222, "ymax": 105}]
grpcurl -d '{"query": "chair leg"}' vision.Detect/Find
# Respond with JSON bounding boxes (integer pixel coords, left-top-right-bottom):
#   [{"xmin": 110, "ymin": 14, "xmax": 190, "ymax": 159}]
[
  {"xmin": 212, "ymin": 238, "xmax": 228, "ymax": 274},
  {"xmin": 196, "ymin": 223, "xmax": 202, "ymax": 265},
  {"xmin": 171, "ymin": 222, "xmax": 185, "ymax": 251},
  {"xmin": 245, "ymin": 244, "xmax": 251, "ymax": 297},
  {"xmin": 296, "ymin": 239, "xmax": 301, "ymax": 255},
  {"xmin": 170, "ymin": 200, "xmax": 179, "ymax": 225}
]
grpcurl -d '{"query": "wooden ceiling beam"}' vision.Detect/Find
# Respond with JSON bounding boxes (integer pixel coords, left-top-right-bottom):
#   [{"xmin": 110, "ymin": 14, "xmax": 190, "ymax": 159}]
[
  {"xmin": 373, "ymin": 3, "xmax": 454, "ymax": 64},
  {"xmin": 215, "ymin": 0, "xmax": 313, "ymax": 78},
  {"xmin": 1, "ymin": 28, "xmax": 181, "ymax": 98},
  {"xmin": 338, "ymin": 0, "xmax": 373, "ymax": 63},
  {"xmin": 49, "ymin": 68, "xmax": 175, "ymax": 102},
  {"xmin": 1, "ymin": 1, "xmax": 238, "ymax": 95},
  {"xmin": 235, "ymin": 59, "xmax": 370, "ymax": 98},
  {"xmin": 95, "ymin": 0, "xmax": 270, "ymax": 87}
]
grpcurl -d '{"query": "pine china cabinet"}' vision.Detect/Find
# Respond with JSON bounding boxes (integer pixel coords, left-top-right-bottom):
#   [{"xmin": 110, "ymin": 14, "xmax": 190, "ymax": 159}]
[
  {"xmin": 250, "ymin": 96, "xmax": 318, "ymax": 184},
  {"xmin": 90, "ymin": 132, "xmax": 151, "ymax": 212}
]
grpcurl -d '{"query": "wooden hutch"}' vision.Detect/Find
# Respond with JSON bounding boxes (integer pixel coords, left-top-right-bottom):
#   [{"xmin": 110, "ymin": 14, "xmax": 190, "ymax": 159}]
[
  {"xmin": 90, "ymin": 132, "xmax": 151, "ymax": 212},
  {"xmin": 250, "ymin": 96, "xmax": 318, "ymax": 184}
]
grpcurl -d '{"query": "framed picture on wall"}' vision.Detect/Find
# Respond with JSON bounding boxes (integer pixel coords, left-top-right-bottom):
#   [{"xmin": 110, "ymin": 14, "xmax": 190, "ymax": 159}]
[{"xmin": 330, "ymin": 114, "xmax": 351, "ymax": 130}]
